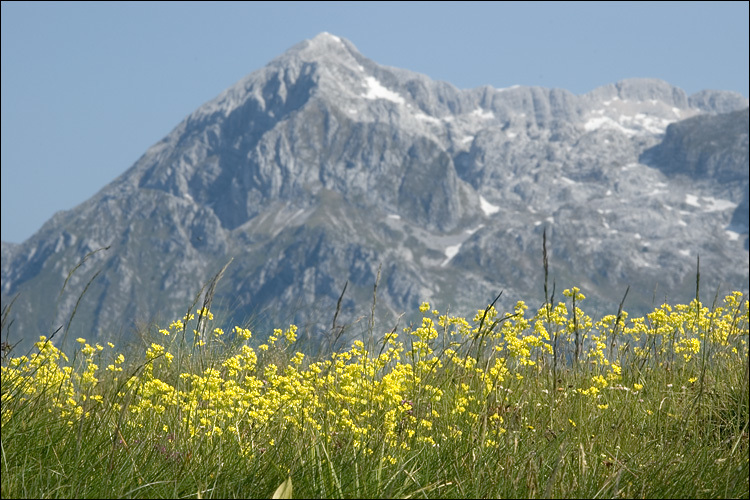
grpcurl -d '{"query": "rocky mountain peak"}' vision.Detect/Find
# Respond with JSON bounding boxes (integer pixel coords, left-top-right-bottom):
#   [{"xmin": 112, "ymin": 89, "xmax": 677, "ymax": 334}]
[
  {"xmin": 289, "ymin": 32, "xmax": 365, "ymax": 65},
  {"xmin": 688, "ymin": 89, "xmax": 750, "ymax": 114},
  {"xmin": 184, "ymin": 33, "xmax": 380, "ymax": 125},
  {"xmin": 2, "ymin": 33, "xmax": 748, "ymax": 354},
  {"xmin": 586, "ymin": 78, "xmax": 689, "ymax": 107}
]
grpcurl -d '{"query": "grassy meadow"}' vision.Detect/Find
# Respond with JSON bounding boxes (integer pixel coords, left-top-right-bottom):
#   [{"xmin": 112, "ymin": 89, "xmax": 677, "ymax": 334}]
[{"xmin": 1, "ymin": 255, "xmax": 748, "ymax": 499}]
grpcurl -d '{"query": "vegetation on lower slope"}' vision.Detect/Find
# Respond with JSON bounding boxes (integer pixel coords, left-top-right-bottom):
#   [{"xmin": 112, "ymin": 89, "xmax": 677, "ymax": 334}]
[{"xmin": 1, "ymin": 254, "xmax": 748, "ymax": 498}]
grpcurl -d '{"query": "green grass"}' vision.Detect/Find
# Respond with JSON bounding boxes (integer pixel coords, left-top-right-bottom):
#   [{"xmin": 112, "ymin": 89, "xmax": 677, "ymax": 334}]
[{"xmin": 2, "ymin": 268, "xmax": 748, "ymax": 498}]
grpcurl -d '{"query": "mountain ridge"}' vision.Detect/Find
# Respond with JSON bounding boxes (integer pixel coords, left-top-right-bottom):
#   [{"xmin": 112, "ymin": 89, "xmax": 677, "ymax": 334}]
[{"xmin": 2, "ymin": 32, "xmax": 748, "ymax": 352}]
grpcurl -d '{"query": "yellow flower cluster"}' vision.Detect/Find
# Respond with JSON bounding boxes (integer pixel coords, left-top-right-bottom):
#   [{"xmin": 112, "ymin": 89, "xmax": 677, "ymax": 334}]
[{"xmin": 2, "ymin": 289, "xmax": 747, "ymax": 458}]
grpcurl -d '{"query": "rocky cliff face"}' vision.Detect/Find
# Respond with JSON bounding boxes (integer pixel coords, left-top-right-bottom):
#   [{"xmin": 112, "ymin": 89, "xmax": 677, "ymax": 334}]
[
  {"xmin": 2, "ymin": 33, "xmax": 748, "ymax": 352},
  {"xmin": 640, "ymin": 109, "xmax": 749, "ymax": 239}
]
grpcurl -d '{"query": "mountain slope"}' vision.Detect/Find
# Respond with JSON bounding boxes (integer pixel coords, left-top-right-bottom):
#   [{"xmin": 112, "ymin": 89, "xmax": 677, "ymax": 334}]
[
  {"xmin": 2, "ymin": 33, "xmax": 748, "ymax": 352},
  {"xmin": 641, "ymin": 108, "xmax": 749, "ymax": 242}
]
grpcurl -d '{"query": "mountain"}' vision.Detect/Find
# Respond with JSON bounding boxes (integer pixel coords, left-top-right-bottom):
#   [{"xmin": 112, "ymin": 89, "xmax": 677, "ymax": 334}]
[
  {"xmin": 2, "ymin": 33, "xmax": 749, "ymax": 352},
  {"xmin": 640, "ymin": 109, "xmax": 749, "ymax": 239}
]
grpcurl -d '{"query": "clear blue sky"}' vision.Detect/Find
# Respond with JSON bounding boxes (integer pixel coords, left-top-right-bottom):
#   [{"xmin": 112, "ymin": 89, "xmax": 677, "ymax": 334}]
[{"xmin": 2, "ymin": 1, "xmax": 748, "ymax": 244}]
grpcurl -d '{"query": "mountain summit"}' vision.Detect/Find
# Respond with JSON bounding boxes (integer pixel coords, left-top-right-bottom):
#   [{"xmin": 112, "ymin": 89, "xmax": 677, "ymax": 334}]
[{"xmin": 2, "ymin": 33, "xmax": 748, "ymax": 351}]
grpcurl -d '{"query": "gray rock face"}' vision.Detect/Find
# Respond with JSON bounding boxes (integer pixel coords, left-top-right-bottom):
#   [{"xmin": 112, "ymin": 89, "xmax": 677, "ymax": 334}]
[
  {"xmin": 689, "ymin": 90, "xmax": 750, "ymax": 114},
  {"xmin": 2, "ymin": 33, "xmax": 749, "ymax": 352},
  {"xmin": 640, "ymin": 109, "xmax": 749, "ymax": 243},
  {"xmin": 642, "ymin": 109, "xmax": 749, "ymax": 184}
]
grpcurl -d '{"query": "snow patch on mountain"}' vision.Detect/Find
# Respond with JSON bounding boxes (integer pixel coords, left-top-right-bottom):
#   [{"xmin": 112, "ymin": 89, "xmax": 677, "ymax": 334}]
[
  {"xmin": 471, "ymin": 108, "xmax": 495, "ymax": 120},
  {"xmin": 583, "ymin": 112, "xmax": 675, "ymax": 136},
  {"xmin": 685, "ymin": 194, "xmax": 701, "ymax": 208},
  {"xmin": 685, "ymin": 194, "xmax": 738, "ymax": 212},
  {"xmin": 362, "ymin": 76, "xmax": 405, "ymax": 104},
  {"xmin": 442, "ymin": 243, "xmax": 461, "ymax": 267},
  {"xmin": 320, "ymin": 32, "xmax": 342, "ymax": 44},
  {"xmin": 701, "ymin": 196, "xmax": 738, "ymax": 212},
  {"xmin": 726, "ymin": 230, "xmax": 740, "ymax": 241},
  {"xmin": 479, "ymin": 196, "xmax": 500, "ymax": 216},
  {"xmin": 414, "ymin": 112, "xmax": 441, "ymax": 124}
]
